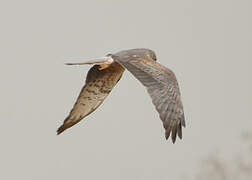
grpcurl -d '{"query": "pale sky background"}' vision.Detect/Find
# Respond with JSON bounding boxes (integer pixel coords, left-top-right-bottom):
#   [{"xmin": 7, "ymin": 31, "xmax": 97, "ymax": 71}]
[{"xmin": 0, "ymin": 0, "xmax": 251, "ymax": 179}]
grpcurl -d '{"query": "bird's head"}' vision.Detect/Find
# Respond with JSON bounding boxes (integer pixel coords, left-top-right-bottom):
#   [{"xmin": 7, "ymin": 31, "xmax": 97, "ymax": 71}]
[{"xmin": 142, "ymin": 49, "xmax": 157, "ymax": 61}]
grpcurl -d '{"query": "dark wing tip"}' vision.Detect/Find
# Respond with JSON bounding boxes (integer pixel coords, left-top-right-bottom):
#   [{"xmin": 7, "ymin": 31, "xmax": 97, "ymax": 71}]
[
  {"xmin": 165, "ymin": 122, "xmax": 183, "ymax": 143},
  {"xmin": 171, "ymin": 126, "xmax": 177, "ymax": 143},
  {"xmin": 177, "ymin": 122, "xmax": 183, "ymax": 139},
  {"xmin": 57, "ymin": 115, "xmax": 84, "ymax": 135},
  {"xmin": 165, "ymin": 126, "xmax": 172, "ymax": 140},
  {"xmin": 57, "ymin": 124, "xmax": 68, "ymax": 135},
  {"xmin": 180, "ymin": 113, "xmax": 186, "ymax": 127},
  {"xmin": 56, "ymin": 117, "xmax": 73, "ymax": 135}
]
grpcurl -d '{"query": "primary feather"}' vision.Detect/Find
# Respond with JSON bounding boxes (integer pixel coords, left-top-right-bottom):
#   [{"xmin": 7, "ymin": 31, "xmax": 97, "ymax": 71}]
[
  {"xmin": 57, "ymin": 48, "xmax": 185, "ymax": 143},
  {"xmin": 114, "ymin": 56, "xmax": 185, "ymax": 143}
]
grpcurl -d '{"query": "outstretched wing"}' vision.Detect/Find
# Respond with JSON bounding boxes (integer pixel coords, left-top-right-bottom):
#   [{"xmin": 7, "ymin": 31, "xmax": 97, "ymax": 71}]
[
  {"xmin": 57, "ymin": 63, "xmax": 124, "ymax": 134},
  {"xmin": 116, "ymin": 58, "xmax": 185, "ymax": 143}
]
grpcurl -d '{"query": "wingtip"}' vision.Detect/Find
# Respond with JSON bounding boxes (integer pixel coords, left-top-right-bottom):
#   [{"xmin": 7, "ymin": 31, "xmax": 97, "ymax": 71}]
[
  {"xmin": 165, "ymin": 126, "xmax": 171, "ymax": 141},
  {"xmin": 165, "ymin": 124, "xmax": 183, "ymax": 143},
  {"xmin": 165, "ymin": 134, "xmax": 169, "ymax": 140},
  {"xmin": 181, "ymin": 115, "xmax": 186, "ymax": 127},
  {"xmin": 171, "ymin": 136, "xmax": 176, "ymax": 144},
  {"xmin": 177, "ymin": 123, "xmax": 183, "ymax": 139},
  {"xmin": 165, "ymin": 134, "xmax": 176, "ymax": 144},
  {"xmin": 57, "ymin": 125, "xmax": 67, "ymax": 135}
]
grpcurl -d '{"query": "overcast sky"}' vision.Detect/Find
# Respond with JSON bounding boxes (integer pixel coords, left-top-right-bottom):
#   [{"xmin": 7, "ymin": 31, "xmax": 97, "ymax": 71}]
[{"xmin": 0, "ymin": 0, "xmax": 251, "ymax": 179}]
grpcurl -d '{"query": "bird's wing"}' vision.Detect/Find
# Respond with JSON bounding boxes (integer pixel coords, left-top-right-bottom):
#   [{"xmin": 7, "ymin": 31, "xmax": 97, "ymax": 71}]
[
  {"xmin": 116, "ymin": 58, "xmax": 185, "ymax": 143},
  {"xmin": 57, "ymin": 63, "xmax": 124, "ymax": 134}
]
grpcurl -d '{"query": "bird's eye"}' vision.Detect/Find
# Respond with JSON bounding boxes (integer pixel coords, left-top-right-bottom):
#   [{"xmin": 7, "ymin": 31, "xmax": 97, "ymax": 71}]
[{"xmin": 152, "ymin": 54, "xmax": 157, "ymax": 61}]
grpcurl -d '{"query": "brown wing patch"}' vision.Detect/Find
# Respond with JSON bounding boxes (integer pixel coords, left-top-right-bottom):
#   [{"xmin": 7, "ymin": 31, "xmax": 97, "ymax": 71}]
[
  {"xmin": 57, "ymin": 62, "xmax": 125, "ymax": 134},
  {"xmin": 116, "ymin": 58, "xmax": 185, "ymax": 143}
]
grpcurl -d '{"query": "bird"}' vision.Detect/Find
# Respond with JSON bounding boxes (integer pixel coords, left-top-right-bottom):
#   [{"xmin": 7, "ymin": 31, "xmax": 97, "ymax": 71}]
[{"xmin": 57, "ymin": 48, "xmax": 185, "ymax": 143}]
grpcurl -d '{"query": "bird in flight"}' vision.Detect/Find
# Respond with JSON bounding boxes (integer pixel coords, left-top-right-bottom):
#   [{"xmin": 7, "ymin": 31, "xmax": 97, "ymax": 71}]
[{"xmin": 57, "ymin": 48, "xmax": 185, "ymax": 143}]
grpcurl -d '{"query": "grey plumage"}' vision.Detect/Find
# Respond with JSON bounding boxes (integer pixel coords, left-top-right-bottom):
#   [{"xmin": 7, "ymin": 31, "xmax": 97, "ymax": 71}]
[{"xmin": 57, "ymin": 48, "xmax": 185, "ymax": 143}]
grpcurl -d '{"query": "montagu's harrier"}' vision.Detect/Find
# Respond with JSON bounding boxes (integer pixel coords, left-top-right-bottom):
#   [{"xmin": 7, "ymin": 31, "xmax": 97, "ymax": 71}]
[{"xmin": 57, "ymin": 48, "xmax": 185, "ymax": 143}]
